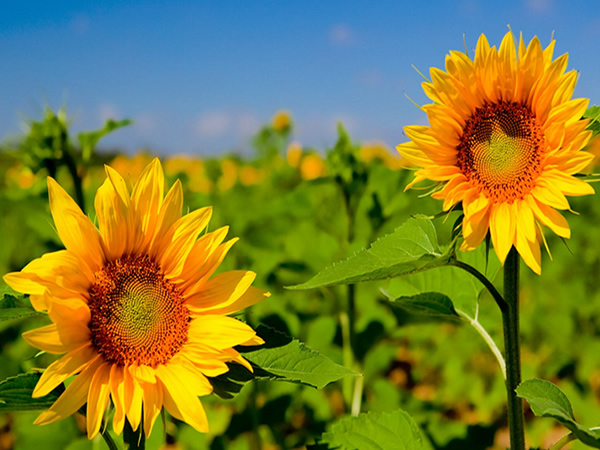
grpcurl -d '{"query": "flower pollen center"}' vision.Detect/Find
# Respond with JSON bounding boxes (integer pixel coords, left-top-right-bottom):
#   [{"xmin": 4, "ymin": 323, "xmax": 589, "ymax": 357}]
[
  {"xmin": 456, "ymin": 101, "xmax": 544, "ymax": 203},
  {"xmin": 88, "ymin": 255, "xmax": 189, "ymax": 367}
]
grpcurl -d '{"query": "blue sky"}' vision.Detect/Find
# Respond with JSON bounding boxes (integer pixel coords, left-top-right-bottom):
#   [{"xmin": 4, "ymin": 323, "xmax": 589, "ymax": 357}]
[{"xmin": 1, "ymin": 0, "xmax": 599, "ymax": 155}]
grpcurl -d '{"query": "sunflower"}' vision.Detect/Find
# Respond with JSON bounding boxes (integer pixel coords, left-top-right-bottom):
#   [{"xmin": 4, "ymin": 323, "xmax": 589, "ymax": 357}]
[
  {"xmin": 397, "ymin": 31, "xmax": 595, "ymax": 274},
  {"xmin": 3, "ymin": 158, "xmax": 269, "ymax": 438}
]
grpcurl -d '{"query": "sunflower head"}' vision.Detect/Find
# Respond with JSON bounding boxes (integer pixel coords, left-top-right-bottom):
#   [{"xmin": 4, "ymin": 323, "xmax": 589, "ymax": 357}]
[
  {"xmin": 397, "ymin": 31, "xmax": 595, "ymax": 274},
  {"xmin": 3, "ymin": 158, "xmax": 269, "ymax": 438}
]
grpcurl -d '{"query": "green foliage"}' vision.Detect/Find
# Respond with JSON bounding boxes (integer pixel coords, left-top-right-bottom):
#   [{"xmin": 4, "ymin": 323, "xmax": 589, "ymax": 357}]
[
  {"xmin": 584, "ymin": 105, "xmax": 600, "ymax": 137},
  {"xmin": 241, "ymin": 325, "xmax": 358, "ymax": 389},
  {"xmin": 78, "ymin": 118, "xmax": 133, "ymax": 161},
  {"xmin": 0, "ymin": 372, "xmax": 64, "ymax": 412},
  {"xmin": 312, "ymin": 409, "xmax": 429, "ymax": 450},
  {"xmin": 289, "ymin": 218, "xmax": 452, "ymax": 289},
  {"xmin": 0, "ymin": 294, "xmax": 44, "ymax": 322},
  {"xmin": 384, "ymin": 292, "xmax": 461, "ymax": 321},
  {"xmin": 517, "ymin": 379, "xmax": 600, "ymax": 448}
]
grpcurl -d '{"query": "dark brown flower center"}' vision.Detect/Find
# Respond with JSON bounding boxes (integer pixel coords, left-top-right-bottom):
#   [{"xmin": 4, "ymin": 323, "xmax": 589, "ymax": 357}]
[
  {"xmin": 456, "ymin": 101, "xmax": 544, "ymax": 203},
  {"xmin": 88, "ymin": 255, "xmax": 189, "ymax": 367}
]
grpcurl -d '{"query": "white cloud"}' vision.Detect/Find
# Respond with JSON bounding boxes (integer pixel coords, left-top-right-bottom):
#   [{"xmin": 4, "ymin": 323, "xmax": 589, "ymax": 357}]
[
  {"xmin": 330, "ymin": 24, "xmax": 354, "ymax": 46},
  {"xmin": 192, "ymin": 111, "xmax": 261, "ymax": 140},
  {"xmin": 358, "ymin": 70, "xmax": 382, "ymax": 88},
  {"xmin": 237, "ymin": 112, "xmax": 261, "ymax": 136},
  {"xmin": 70, "ymin": 13, "xmax": 90, "ymax": 35},
  {"xmin": 193, "ymin": 112, "xmax": 230, "ymax": 137},
  {"xmin": 526, "ymin": 0, "xmax": 552, "ymax": 14},
  {"xmin": 98, "ymin": 103, "xmax": 120, "ymax": 122}
]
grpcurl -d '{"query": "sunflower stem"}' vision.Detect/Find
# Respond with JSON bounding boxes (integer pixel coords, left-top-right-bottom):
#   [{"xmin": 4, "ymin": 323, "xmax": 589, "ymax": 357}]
[
  {"xmin": 502, "ymin": 247, "xmax": 525, "ymax": 450},
  {"xmin": 123, "ymin": 418, "xmax": 145, "ymax": 450},
  {"xmin": 100, "ymin": 427, "xmax": 119, "ymax": 450}
]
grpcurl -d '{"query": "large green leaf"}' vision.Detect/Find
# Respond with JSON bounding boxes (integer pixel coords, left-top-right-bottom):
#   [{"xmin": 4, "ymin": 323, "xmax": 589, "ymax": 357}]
[
  {"xmin": 312, "ymin": 409, "xmax": 428, "ymax": 449},
  {"xmin": 516, "ymin": 378, "xmax": 600, "ymax": 448},
  {"xmin": 0, "ymin": 372, "xmax": 64, "ymax": 412},
  {"xmin": 383, "ymin": 245, "xmax": 501, "ymax": 318},
  {"xmin": 0, "ymin": 294, "xmax": 44, "ymax": 322},
  {"xmin": 240, "ymin": 325, "xmax": 358, "ymax": 389},
  {"xmin": 289, "ymin": 218, "xmax": 452, "ymax": 290}
]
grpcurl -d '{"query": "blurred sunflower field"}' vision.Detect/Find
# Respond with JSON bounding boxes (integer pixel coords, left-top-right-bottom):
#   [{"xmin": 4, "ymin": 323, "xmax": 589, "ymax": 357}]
[{"xmin": 1, "ymin": 104, "xmax": 600, "ymax": 450}]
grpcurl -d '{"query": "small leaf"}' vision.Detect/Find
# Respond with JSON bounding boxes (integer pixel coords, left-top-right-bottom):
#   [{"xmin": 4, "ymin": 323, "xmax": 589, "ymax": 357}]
[
  {"xmin": 383, "ymin": 292, "xmax": 461, "ymax": 322},
  {"xmin": 0, "ymin": 372, "xmax": 64, "ymax": 411},
  {"xmin": 584, "ymin": 106, "xmax": 600, "ymax": 137},
  {"xmin": 240, "ymin": 325, "xmax": 358, "ymax": 389},
  {"xmin": 517, "ymin": 378, "xmax": 600, "ymax": 448},
  {"xmin": 0, "ymin": 294, "xmax": 44, "ymax": 322},
  {"xmin": 313, "ymin": 409, "xmax": 428, "ymax": 449},
  {"xmin": 78, "ymin": 118, "xmax": 133, "ymax": 160},
  {"xmin": 289, "ymin": 218, "xmax": 452, "ymax": 290}
]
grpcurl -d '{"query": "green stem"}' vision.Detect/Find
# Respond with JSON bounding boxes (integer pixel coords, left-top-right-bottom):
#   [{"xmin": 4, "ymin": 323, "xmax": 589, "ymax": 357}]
[
  {"xmin": 502, "ymin": 247, "xmax": 525, "ymax": 450},
  {"xmin": 450, "ymin": 260, "xmax": 507, "ymax": 312},
  {"xmin": 123, "ymin": 418, "xmax": 145, "ymax": 450},
  {"xmin": 249, "ymin": 382, "xmax": 262, "ymax": 450},
  {"xmin": 100, "ymin": 426, "xmax": 119, "ymax": 450},
  {"xmin": 63, "ymin": 152, "xmax": 86, "ymax": 214},
  {"xmin": 550, "ymin": 427, "xmax": 600, "ymax": 450}
]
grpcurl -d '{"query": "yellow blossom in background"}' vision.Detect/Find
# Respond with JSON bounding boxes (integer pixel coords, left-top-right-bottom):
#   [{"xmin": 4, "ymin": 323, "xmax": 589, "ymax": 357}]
[
  {"xmin": 239, "ymin": 166, "xmax": 263, "ymax": 186},
  {"xmin": 164, "ymin": 156, "xmax": 212, "ymax": 193},
  {"xmin": 218, "ymin": 159, "xmax": 238, "ymax": 191},
  {"xmin": 5, "ymin": 163, "xmax": 37, "ymax": 189},
  {"xmin": 286, "ymin": 141, "xmax": 303, "ymax": 168},
  {"xmin": 272, "ymin": 110, "xmax": 292, "ymax": 132},
  {"xmin": 300, "ymin": 153, "xmax": 327, "ymax": 180},
  {"xmin": 397, "ymin": 31, "xmax": 595, "ymax": 274},
  {"xmin": 3, "ymin": 158, "xmax": 269, "ymax": 438},
  {"xmin": 582, "ymin": 135, "xmax": 600, "ymax": 173},
  {"xmin": 110, "ymin": 153, "xmax": 154, "ymax": 183},
  {"xmin": 360, "ymin": 141, "xmax": 406, "ymax": 170}
]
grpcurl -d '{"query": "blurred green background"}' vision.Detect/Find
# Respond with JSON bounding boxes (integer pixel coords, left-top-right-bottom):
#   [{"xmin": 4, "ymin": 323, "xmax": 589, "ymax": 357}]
[{"xmin": 1, "ymin": 110, "xmax": 600, "ymax": 450}]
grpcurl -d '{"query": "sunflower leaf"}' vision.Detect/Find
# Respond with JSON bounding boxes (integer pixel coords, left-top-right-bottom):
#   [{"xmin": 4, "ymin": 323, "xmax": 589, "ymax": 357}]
[
  {"xmin": 381, "ymin": 292, "xmax": 462, "ymax": 322},
  {"xmin": 584, "ymin": 105, "xmax": 600, "ymax": 137},
  {"xmin": 0, "ymin": 372, "xmax": 65, "ymax": 411},
  {"xmin": 239, "ymin": 325, "xmax": 358, "ymax": 389},
  {"xmin": 516, "ymin": 378, "xmax": 600, "ymax": 448},
  {"xmin": 0, "ymin": 294, "xmax": 44, "ymax": 322},
  {"xmin": 309, "ymin": 409, "xmax": 429, "ymax": 450},
  {"xmin": 288, "ymin": 218, "xmax": 452, "ymax": 290},
  {"xmin": 383, "ymin": 245, "xmax": 501, "ymax": 318}
]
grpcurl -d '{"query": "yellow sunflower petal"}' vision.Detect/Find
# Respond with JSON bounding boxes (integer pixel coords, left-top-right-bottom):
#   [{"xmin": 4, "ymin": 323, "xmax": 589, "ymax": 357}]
[
  {"xmin": 490, "ymin": 203, "xmax": 516, "ymax": 263},
  {"xmin": 188, "ymin": 315, "xmax": 258, "ymax": 349},
  {"xmin": 86, "ymin": 362, "xmax": 112, "ymax": 438},
  {"xmin": 47, "ymin": 177, "xmax": 104, "ymax": 271},
  {"xmin": 515, "ymin": 222, "xmax": 542, "ymax": 275},
  {"xmin": 3, "ymin": 250, "xmax": 90, "ymax": 302},
  {"xmin": 34, "ymin": 355, "xmax": 103, "ymax": 426},
  {"xmin": 131, "ymin": 157, "xmax": 165, "ymax": 253},
  {"xmin": 186, "ymin": 270, "xmax": 256, "ymax": 311},
  {"xmin": 158, "ymin": 206, "xmax": 212, "ymax": 278},
  {"xmin": 95, "ymin": 177, "xmax": 128, "ymax": 260},
  {"xmin": 32, "ymin": 344, "xmax": 98, "ymax": 398},
  {"xmin": 22, "ymin": 324, "xmax": 66, "ymax": 354},
  {"xmin": 141, "ymin": 382, "xmax": 163, "ymax": 438},
  {"xmin": 110, "ymin": 365, "xmax": 126, "ymax": 435},
  {"xmin": 157, "ymin": 364, "xmax": 209, "ymax": 432},
  {"xmin": 123, "ymin": 368, "xmax": 144, "ymax": 432}
]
